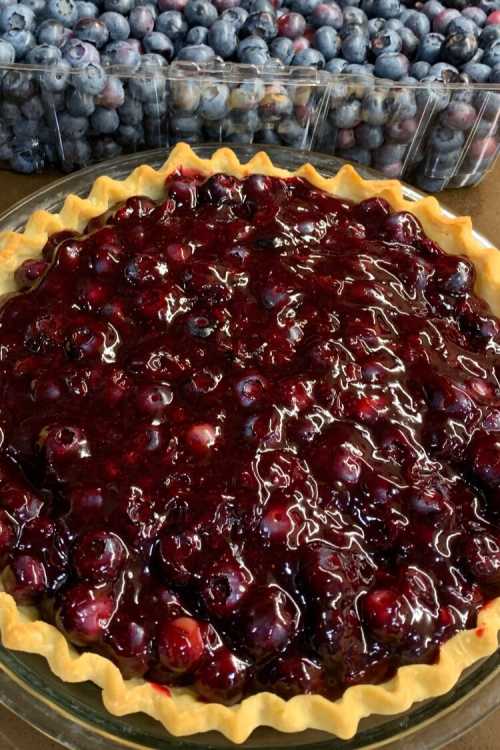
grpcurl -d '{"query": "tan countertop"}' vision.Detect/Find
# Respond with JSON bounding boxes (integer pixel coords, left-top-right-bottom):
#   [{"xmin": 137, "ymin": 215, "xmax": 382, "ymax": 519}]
[{"xmin": 0, "ymin": 159, "xmax": 498, "ymax": 749}]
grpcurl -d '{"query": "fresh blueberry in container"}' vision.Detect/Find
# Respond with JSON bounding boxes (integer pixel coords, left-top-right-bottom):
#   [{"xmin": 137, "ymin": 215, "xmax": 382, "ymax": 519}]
[
  {"xmin": 0, "ymin": 35, "xmax": 14, "ymax": 63},
  {"xmin": 101, "ymin": 39, "xmax": 140, "ymax": 68},
  {"xmin": 440, "ymin": 100, "xmax": 477, "ymax": 130},
  {"xmin": 0, "ymin": 4, "xmax": 35, "ymax": 33},
  {"xmin": 144, "ymin": 97, "xmax": 168, "ymax": 117},
  {"xmin": 432, "ymin": 8, "xmax": 460, "ymax": 35},
  {"xmin": 64, "ymin": 37, "xmax": 100, "ymax": 67},
  {"xmin": 404, "ymin": 9, "xmax": 430, "ymax": 37},
  {"xmin": 208, "ymin": 19, "xmax": 237, "ymax": 56},
  {"xmin": 340, "ymin": 6, "xmax": 367, "ymax": 32},
  {"xmin": 447, "ymin": 17, "xmax": 478, "ymax": 37},
  {"xmin": 259, "ymin": 87, "xmax": 293, "ymax": 120},
  {"xmin": 474, "ymin": 89, "xmax": 500, "ymax": 119},
  {"xmin": 313, "ymin": 26, "xmax": 339, "ymax": 59},
  {"xmin": 430, "ymin": 61, "xmax": 459, "ymax": 79},
  {"xmin": 231, "ymin": 107, "xmax": 260, "ymax": 129},
  {"xmin": 170, "ymin": 112, "xmax": 202, "ymax": 136},
  {"xmin": 243, "ymin": 11, "xmax": 277, "ymax": 40},
  {"xmin": 157, "ymin": 10, "xmax": 187, "ymax": 41},
  {"xmin": 116, "ymin": 123, "xmax": 145, "ymax": 147},
  {"xmin": 143, "ymin": 30, "xmax": 174, "ymax": 57},
  {"xmin": 59, "ymin": 112, "xmax": 89, "ymax": 138},
  {"xmin": 345, "ymin": 61, "xmax": 373, "ymax": 75},
  {"xmin": 229, "ymin": 79, "xmax": 265, "ymax": 109},
  {"xmin": 310, "ymin": 2, "xmax": 343, "ymax": 29},
  {"xmin": 21, "ymin": 95, "xmax": 44, "ymax": 119},
  {"xmin": 443, "ymin": 32, "xmax": 478, "ymax": 65},
  {"xmin": 483, "ymin": 40, "xmax": 500, "ymax": 67},
  {"xmin": 24, "ymin": 0, "xmax": 46, "ymax": 16},
  {"xmin": 199, "ymin": 81, "xmax": 229, "ymax": 120},
  {"xmin": 462, "ymin": 61, "xmax": 493, "ymax": 82},
  {"xmin": 99, "ymin": 11, "xmax": 130, "ymax": 41},
  {"xmin": 479, "ymin": 25, "xmax": 500, "ymax": 48},
  {"xmin": 66, "ymin": 87, "xmax": 96, "ymax": 116},
  {"xmin": 361, "ymin": 89, "xmax": 393, "ymax": 125},
  {"xmin": 0, "ymin": 101, "xmax": 19, "ymax": 123},
  {"xmin": 269, "ymin": 34, "xmax": 293, "ymax": 62},
  {"xmin": 338, "ymin": 145, "xmax": 371, "ymax": 166},
  {"xmin": 331, "ymin": 99, "xmax": 361, "ymax": 128},
  {"xmin": 421, "ymin": 0, "xmax": 444, "ymax": 20},
  {"xmin": 2, "ymin": 29, "xmax": 36, "ymax": 58},
  {"xmin": 292, "ymin": 46, "xmax": 325, "ymax": 66},
  {"xmin": 74, "ymin": 17, "xmax": 109, "ymax": 47},
  {"xmin": 287, "ymin": 0, "xmax": 321, "ymax": 15},
  {"xmin": 255, "ymin": 127, "xmax": 281, "ymax": 144},
  {"xmin": 221, "ymin": 6, "xmax": 248, "ymax": 30},
  {"xmin": 385, "ymin": 18, "xmax": 403, "ymax": 32},
  {"xmin": 37, "ymin": 19, "xmax": 66, "ymax": 46},
  {"xmin": 96, "ymin": 74, "xmax": 124, "ymax": 107},
  {"xmin": 60, "ymin": 138, "xmax": 92, "ymax": 170},
  {"xmin": 128, "ymin": 66, "xmax": 167, "ymax": 101},
  {"xmin": 373, "ymin": 0, "xmax": 400, "ymax": 19},
  {"xmin": 429, "ymin": 125, "xmax": 465, "ymax": 153},
  {"xmin": 14, "ymin": 118, "xmax": 39, "ymax": 138},
  {"xmin": 10, "ymin": 142, "xmax": 46, "ymax": 174},
  {"xmin": 129, "ymin": 5, "xmax": 155, "ymax": 38},
  {"xmin": 93, "ymin": 137, "xmax": 122, "ymax": 161},
  {"xmin": 373, "ymin": 141, "xmax": 406, "ymax": 165},
  {"xmin": 176, "ymin": 42, "xmax": 216, "ymax": 60},
  {"xmin": 237, "ymin": 33, "xmax": 269, "ymax": 63},
  {"xmin": 47, "ymin": 0, "xmax": 78, "ymax": 26},
  {"xmin": 325, "ymin": 57, "xmax": 347, "ymax": 73},
  {"xmin": 490, "ymin": 64, "xmax": 500, "ymax": 83},
  {"xmin": 462, "ymin": 7, "xmax": 487, "ymax": 28},
  {"xmin": 374, "ymin": 51, "xmax": 408, "ymax": 79},
  {"xmin": 103, "ymin": 0, "xmax": 134, "ymax": 13},
  {"xmin": 341, "ymin": 28, "xmax": 368, "ymax": 63},
  {"xmin": 71, "ymin": 61, "xmax": 105, "ymax": 95},
  {"xmin": 39, "ymin": 59, "xmax": 71, "ymax": 91},
  {"xmin": 416, "ymin": 32, "xmax": 443, "ymax": 63},
  {"xmin": 367, "ymin": 18, "xmax": 385, "ymax": 37},
  {"xmin": 399, "ymin": 27, "xmax": 417, "ymax": 56},
  {"xmin": 241, "ymin": 0, "xmax": 273, "ymax": 13},
  {"xmin": 118, "ymin": 96, "xmax": 143, "ymax": 124},
  {"xmin": 371, "ymin": 29, "xmax": 401, "ymax": 55},
  {"xmin": 170, "ymin": 79, "xmax": 201, "ymax": 111},
  {"xmin": 90, "ymin": 106, "xmax": 119, "ymax": 133},
  {"xmin": 355, "ymin": 122, "xmax": 384, "ymax": 149},
  {"xmin": 76, "ymin": 1, "xmax": 99, "ymax": 19},
  {"xmin": 184, "ymin": 0, "xmax": 218, "ymax": 27},
  {"xmin": 186, "ymin": 25, "xmax": 208, "ymax": 43},
  {"xmin": 385, "ymin": 116, "xmax": 417, "ymax": 143},
  {"xmin": 26, "ymin": 42, "xmax": 62, "ymax": 63}
]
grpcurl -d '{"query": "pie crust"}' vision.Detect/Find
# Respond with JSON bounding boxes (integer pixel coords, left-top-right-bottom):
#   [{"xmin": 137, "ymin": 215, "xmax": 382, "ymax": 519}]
[{"xmin": 0, "ymin": 143, "xmax": 499, "ymax": 743}]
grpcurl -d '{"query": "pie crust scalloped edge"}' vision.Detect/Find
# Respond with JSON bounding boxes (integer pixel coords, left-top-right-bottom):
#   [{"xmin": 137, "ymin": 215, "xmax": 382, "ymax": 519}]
[{"xmin": 0, "ymin": 142, "xmax": 499, "ymax": 743}]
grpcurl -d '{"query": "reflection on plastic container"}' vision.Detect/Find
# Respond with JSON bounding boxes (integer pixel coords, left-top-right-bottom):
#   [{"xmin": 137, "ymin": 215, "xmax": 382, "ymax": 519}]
[{"xmin": 0, "ymin": 59, "xmax": 499, "ymax": 193}]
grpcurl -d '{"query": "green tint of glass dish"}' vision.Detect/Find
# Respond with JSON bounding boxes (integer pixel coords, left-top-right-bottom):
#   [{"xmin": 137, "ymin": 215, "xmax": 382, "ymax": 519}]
[{"xmin": 0, "ymin": 145, "xmax": 498, "ymax": 750}]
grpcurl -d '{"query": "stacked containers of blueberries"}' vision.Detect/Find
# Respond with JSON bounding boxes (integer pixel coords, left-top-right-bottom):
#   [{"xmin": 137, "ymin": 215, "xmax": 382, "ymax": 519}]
[{"xmin": 0, "ymin": 0, "xmax": 499, "ymax": 192}]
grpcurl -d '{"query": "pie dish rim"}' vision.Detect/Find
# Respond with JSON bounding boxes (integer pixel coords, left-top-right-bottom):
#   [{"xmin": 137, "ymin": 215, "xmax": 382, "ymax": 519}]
[{"xmin": 0, "ymin": 141, "xmax": 499, "ymax": 744}]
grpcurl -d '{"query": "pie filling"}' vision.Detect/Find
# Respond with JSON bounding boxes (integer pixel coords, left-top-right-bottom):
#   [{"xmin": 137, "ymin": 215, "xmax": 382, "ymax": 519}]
[{"xmin": 0, "ymin": 171, "xmax": 499, "ymax": 706}]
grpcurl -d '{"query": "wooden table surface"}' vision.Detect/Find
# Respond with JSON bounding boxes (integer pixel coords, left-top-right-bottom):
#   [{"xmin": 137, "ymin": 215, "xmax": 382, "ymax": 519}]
[{"xmin": 0, "ymin": 157, "xmax": 498, "ymax": 749}]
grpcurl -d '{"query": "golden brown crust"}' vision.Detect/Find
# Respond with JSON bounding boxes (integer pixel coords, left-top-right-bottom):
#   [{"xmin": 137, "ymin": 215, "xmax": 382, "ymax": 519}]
[{"xmin": 0, "ymin": 142, "xmax": 499, "ymax": 743}]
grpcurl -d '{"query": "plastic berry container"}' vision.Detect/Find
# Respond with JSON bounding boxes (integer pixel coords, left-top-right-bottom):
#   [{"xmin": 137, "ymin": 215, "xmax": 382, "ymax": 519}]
[{"xmin": 0, "ymin": 58, "xmax": 499, "ymax": 192}]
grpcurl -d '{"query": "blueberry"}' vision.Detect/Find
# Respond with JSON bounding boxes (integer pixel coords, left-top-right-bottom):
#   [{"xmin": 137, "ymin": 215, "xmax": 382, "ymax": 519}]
[
  {"xmin": 116, "ymin": 122, "xmax": 144, "ymax": 147},
  {"xmin": 157, "ymin": 10, "xmax": 187, "ymax": 40},
  {"xmin": 338, "ymin": 145, "xmax": 371, "ymax": 165},
  {"xmin": 461, "ymin": 62, "xmax": 492, "ymax": 83},
  {"xmin": 385, "ymin": 18, "xmax": 403, "ymax": 32},
  {"xmin": 10, "ymin": 142, "xmax": 45, "ymax": 173},
  {"xmin": 331, "ymin": 99, "xmax": 361, "ymax": 127},
  {"xmin": 92, "ymin": 136, "xmax": 122, "ymax": 161},
  {"xmin": 483, "ymin": 40, "xmax": 500, "ymax": 68},
  {"xmin": 390, "ymin": 87, "xmax": 416, "ymax": 119},
  {"xmin": 439, "ymin": 101, "xmax": 476, "ymax": 131},
  {"xmin": 429, "ymin": 125, "xmax": 465, "ymax": 153},
  {"xmin": 186, "ymin": 24, "xmax": 208, "ymax": 43},
  {"xmin": 144, "ymin": 97, "xmax": 168, "ymax": 117},
  {"xmin": 462, "ymin": 7, "xmax": 487, "ymax": 28},
  {"xmin": 404, "ymin": 9, "xmax": 430, "ymax": 37},
  {"xmin": 21, "ymin": 95, "xmax": 44, "ymax": 119},
  {"xmin": 117, "ymin": 96, "xmax": 142, "ymax": 124},
  {"xmin": 176, "ymin": 43, "xmax": 216, "ymax": 61},
  {"xmin": 447, "ymin": 17, "xmax": 478, "ymax": 37},
  {"xmin": 479, "ymin": 24, "xmax": 500, "ymax": 47},
  {"xmin": 76, "ymin": 1, "xmax": 98, "ymax": 19},
  {"xmin": 241, "ymin": 0, "xmax": 273, "ymax": 13},
  {"xmin": 340, "ymin": 5, "xmax": 367, "ymax": 32},
  {"xmin": 199, "ymin": 81, "xmax": 229, "ymax": 120},
  {"xmin": 101, "ymin": 40, "xmax": 140, "ymax": 68},
  {"xmin": 385, "ymin": 116, "xmax": 417, "ymax": 143},
  {"xmin": 442, "ymin": 32, "xmax": 478, "ymax": 65},
  {"xmin": 341, "ymin": 28, "xmax": 368, "ymax": 62},
  {"xmin": 310, "ymin": 2, "xmax": 343, "ymax": 30},
  {"xmin": 59, "ymin": 137, "xmax": 91, "ymax": 169},
  {"xmin": 74, "ymin": 18, "xmax": 109, "ymax": 47},
  {"xmin": 344, "ymin": 61, "xmax": 374, "ymax": 75},
  {"xmin": 1, "ymin": 28, "xmax": 35, "ymax": 58},
  {"xmin": 125, "ymin": 5, "xmax": 154, "ymax": 38},
  {"xmin": 429, "ymin": 61, "xmax": 459, "ymax": 79},
  {"xmin": 0, "ymin": 100, "xmax": 19, "ymax": 122},
  {"xmin": 0, "ymin": 4, "xmax": 35, "ymax": 33},
  {"xmin": 170, "ymin": 112, "xmax": 202, "ymax": 136},
  {"xmin": 59, "ymin": 112, "xmax": 89, "ymax": 138},
  {"xmin": 66, "ymin": 87, "xmax": 95, "ymax": 116},
  {"xmin": 90, "ymin": 106, "xmax": 119, "ymax": 133},
  {"xmin": 432, "ymin": 8, "xmax": 460, "ymax": 35},
  {"xmin": 99, "ymin": 11, "xmax": 130, "ymax": 41},
  {"xmin": 103, "ymin": 0, "xmax": 133, "ymax": 12},
  {"xmin": 371, "ymin": 29, "xmax": 401, "ymax": 56},
  {"xmin": 237, "ymin": 33, "xmax": 269, "ymax": 63},
  {"xmin": 26, "ymin": 42, "xmax": 62, "ymax": 64},
  {"xmin": 37, "ymin": 59, "xmax": 70, "ymax": 91},
  {"xmin": 37, "ymin": 19, "xmax": 66, "ymax": 46},
  {"xmin": 140, "ymin": 51, "xmax": 168, "ymax": 68},
  {"xmin": 313, "ymin": 26, "xmax": 338, "ymax": 59},
  {"xmin": 184, "ymin": 0, "xmax": 218, "ymax": 26},
  {"xmin": 23, "ymin": 0, "xmax": 47, "ymax": 15},
  {"xmin": 255, "ymin": 127, "xmax": 281, "ymax": 144},
  {"xmin": 143, "ymin": 30, "xmax": 174, "ymax": 58},
  {"xmin": 292, "ymin": 46, "xmax": 325, "ymax": 67},
  {"xmin": 374, "ymin": 51, "xmax": 408, "ymax": 79},
  {"xmin": 490, "ymin": 64, "xmax": 500, "ymax": 83},
  {"xmin": 259, "ymin": 87, "xmax": 292, "ymax": 120},
  {"xmin": 367, "ymin": 18, "xmax": 385, "ymax": 37},
  {"xmin": 63, "ymin": 37, "xmax": 99, "ymax": 68},
  {"xmin": 288, "ymin": 0, "xmax": 321, "ymax": 14},
  {"xmin": 373, "ymin": 141, "xmax": 406, "ymax": 165},
  {"xmin": 355, "ymin": 122, "xmax": 383, "ymax": 149},
  {"xmin": 128, "ymin": 69, "xmax": 167, "ymax": 101},
  {"xmin": 231, "ymin": 107, "xmax": 260, "ymax": 130},
  {"xmin": 416, "ymin": 32, "xmax": 443, "ymax": 64},
  {"xmin": 229, "ymin": 79, "xmax": 265, "ymax": 109},
  {"xmin": 361, "ymin": 89, "xmax": 393, "ymax": 124},
  {"xmin": 474, "ymin": 89, "xmax": 500, "ymax": 119},
  {"xmin": 208, "ymin": 18, "xmax": 237, "ymax": 56},
  {"xmin": 0, "ymin": 35, "xmax": 13, "ymax": 63},
  {"xmin": 325, "ymin": 57, "xmax": 347, "ymax": 73},
  {"xmin": 372, "ymin": 0, "xmax": 400, "ymax": 19},
  {"xmin": 421, "ymin": 0, "xmax": 444, "ymax": 20},
  {"xmin": 399, "ymin": 27, "xmax": 417, "ymax": 56},
  {"xmin": 96, "ymin": 75, "xmax": 124, "ymax": 108},
  {"xmin": 269, "ymin": 35, "xmax": 293, "ymax": 62},
  {"xmin": 221, "ymin": 6, "xmax": 248, "ymax": 30},
  {"xmin": 47, "ymin": 0, "xmax": 78, "ymax": 26}
]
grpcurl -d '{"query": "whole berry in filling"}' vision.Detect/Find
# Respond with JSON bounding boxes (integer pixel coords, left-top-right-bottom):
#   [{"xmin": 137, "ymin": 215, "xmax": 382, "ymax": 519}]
[{"xmin": 1, "ymin": 170, "xmax": 500, "ymax": 705}]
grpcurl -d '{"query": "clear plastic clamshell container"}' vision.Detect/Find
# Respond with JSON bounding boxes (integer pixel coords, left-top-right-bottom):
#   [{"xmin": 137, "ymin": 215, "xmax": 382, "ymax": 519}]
[{"xmin": 0, "ymin": 59, "xmax": 499, "ymax": 192}]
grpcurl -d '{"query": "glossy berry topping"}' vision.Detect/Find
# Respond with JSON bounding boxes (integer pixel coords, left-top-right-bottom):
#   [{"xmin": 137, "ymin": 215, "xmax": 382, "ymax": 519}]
[{"xmin": 0, "ymin": 170, "xmax": 499, "ymax": 704}]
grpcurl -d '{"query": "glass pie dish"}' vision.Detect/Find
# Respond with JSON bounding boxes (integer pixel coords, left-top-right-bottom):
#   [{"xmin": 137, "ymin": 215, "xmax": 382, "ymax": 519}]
[{"xmin": 0, "ymin": 143, "xmax": 499, "ymax": 750}]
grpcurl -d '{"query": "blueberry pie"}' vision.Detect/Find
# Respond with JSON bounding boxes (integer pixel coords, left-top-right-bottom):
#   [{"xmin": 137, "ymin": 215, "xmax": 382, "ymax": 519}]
[{"xmin": 0, "ymin": 144, "xmax": 499, "ymax": 742}]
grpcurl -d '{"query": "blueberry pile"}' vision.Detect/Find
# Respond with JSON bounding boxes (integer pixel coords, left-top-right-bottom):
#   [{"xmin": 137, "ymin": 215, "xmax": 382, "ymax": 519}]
[{"xmin": 0, "ymin": 0, "xmax": 499, "ymax": 189}]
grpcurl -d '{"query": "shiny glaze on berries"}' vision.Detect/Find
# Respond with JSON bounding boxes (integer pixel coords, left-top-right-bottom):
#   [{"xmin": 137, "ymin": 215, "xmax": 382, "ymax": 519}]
[{"xmin": 0, "ymin": 169, "xmax": 500, "ymax": 704}]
